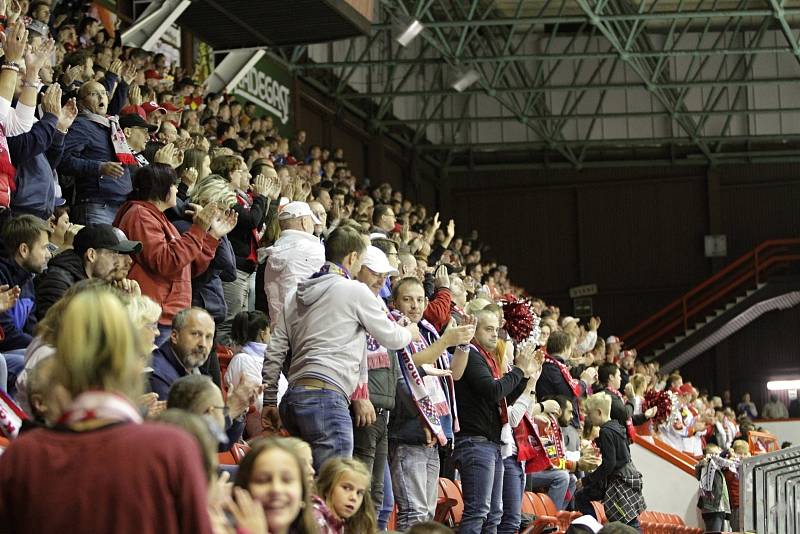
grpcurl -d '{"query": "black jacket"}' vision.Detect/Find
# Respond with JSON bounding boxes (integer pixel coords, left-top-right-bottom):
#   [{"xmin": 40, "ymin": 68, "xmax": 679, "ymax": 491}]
[
  {"xmin": 584, "ymin": 419, "xmax": 631, "ymax": 495},
  {"xmin": 536, "ymin": 354, "xmax": 586, "ymax": 428},
  {"xmin": 34, "ymin": 250, "xmax": 87, "ymax": 320},
  {"xmin": 0, "ymin": 255, "xmax": 36, "ymax": 351},
  {"xmin": 229, "ymin": 194, "xmax": 269, "ymax": 273},
  {"xmin": 454, "ymin": 347, "xmax": 526, "ymax": 443},
  {"xmin": 594, "ymin": 385, "xmax": 647, "ymax": 433}
]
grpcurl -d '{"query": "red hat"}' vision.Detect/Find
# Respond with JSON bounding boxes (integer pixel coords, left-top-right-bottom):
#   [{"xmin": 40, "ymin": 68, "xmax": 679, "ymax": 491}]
[
  {"xmin": 120, "ymin": 104, "xmax": 146, "ymax": 120},
  {"xmin": 144, "ymin": 69, "xmax": 162, "ymax": 80},
  {"xmin": 679, "ymin": 384, "xmax": 695, "ymax": 395},
  {"xmin": 142, "ymin": 101, "xmax": 166, "ymax": 115},
  {"xmin": 161, "ymin": 101, "xmax": 181, "ymax": 113}
]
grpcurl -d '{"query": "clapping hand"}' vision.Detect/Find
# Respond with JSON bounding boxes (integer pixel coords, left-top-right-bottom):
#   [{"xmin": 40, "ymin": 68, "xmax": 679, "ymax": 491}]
[
  {"xmin": 58, "ymin": 97, "xmax": 78, "ymax": 131},
  {"xmin": 209, "ymin": 208, "xmax": 238, "ymax": 239},
  {"xmin": 1, "ymin": 21, "xmax": 28, "ymax": 63},
  {"xmin": 128, "ymin": 83, "xmax": 143, "ymax": 106},
  {"xmin": 0, "ymin": 284, "xmax": 20, "ymax": 313},
  {"xmin": 25, "ymin": 38, "xmax": 55, "ymax": 77},
  {"xmin": 41, "ymin": 83, "xmax": 62, "ymax": 116}
]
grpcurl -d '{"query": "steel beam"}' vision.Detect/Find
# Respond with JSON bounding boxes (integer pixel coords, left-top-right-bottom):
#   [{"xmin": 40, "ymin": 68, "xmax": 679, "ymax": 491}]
[
  {"xmin": 121, "ymin": 0, "xmax": 190, "ymax": 50},
  {"xmin": 205, "ymin": 49, "xmax": 266, "ymax": 94},
  {"xmin": 289, "ymin": 45, "xmax": 796, "ymax": 71},
  {"xmin": 369, "ymin": 8, "xmax": 800, "ymax": 28}
]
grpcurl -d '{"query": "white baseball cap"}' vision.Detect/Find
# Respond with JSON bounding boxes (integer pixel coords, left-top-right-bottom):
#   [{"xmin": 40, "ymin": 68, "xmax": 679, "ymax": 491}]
[
  {"xmin": 570, "ymin": 515, "xmax": 603, "ymax": 533},
  {"xmin": 279, "ymin": 201, "xmax": 321, "ymax": 224},
  {"xmin": 361, "ymin": 246, "xmax": 397, "ymax": 275}
]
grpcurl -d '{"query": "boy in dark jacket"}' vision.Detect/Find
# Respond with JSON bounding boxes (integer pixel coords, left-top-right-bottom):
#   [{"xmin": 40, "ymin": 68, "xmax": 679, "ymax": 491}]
[
  {"xmin": 577, "ymin": 393, "xmax": 646, "ymax": 530},
  {"xmin": 695, "ymin": 444, "xmax": 732, "ymax": 532}
]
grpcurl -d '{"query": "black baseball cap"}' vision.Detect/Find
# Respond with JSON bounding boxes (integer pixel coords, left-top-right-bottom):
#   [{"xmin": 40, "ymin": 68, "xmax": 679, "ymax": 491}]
[
  {"xmin": 73, "ymin": 224, "xmax": 142, "ymax": 255},
  {"xmin": 119, "ymin": 113, "xmax": 158, "ymax": 132}
]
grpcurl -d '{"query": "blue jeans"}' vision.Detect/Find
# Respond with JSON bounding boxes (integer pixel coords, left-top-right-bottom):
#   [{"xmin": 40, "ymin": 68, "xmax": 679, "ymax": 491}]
[
  {"xmin": 378, "ymin": 459, "xmax": 394, "ymax": 531},
  {"xmin": 74, "ymin": 201, "xmax": 122, "ymax": 225},
  {"xmin": 279, "ymin": 386, "xmax": 353, "ymax": 472},
  {"xmin": 527, "ymin": 468, "xmax": 571, "ymax": 510},
  {"xmin": 498, "ymin": 456, "xmax": 525, "ymax": 534},
  {"xmin": 454, "ymin": 436, "xmax": 504, "ymax": 534},
  {"xmin": 217, "ymin": 269, "xmax": 252, "ymax": 345},
  {"xmin": 390, "ymin": 443, "xmax": 439, "ymax": 530}
]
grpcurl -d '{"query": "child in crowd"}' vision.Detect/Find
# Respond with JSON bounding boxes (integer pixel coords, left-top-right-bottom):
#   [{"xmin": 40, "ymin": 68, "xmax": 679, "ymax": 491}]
[
  {"xmin": 224, "ymin": 310, "xmax": 270, "ymax": 437},
  {"xmin": 234, "ymin": 437, "xmax": 319, "ymax": 534},
  {"xmin": 695, "ymin": 444, "xmax": 734, "ymax": 533},
  {"xmin": 314, "ymin": 457, "xmax": 376, "ymax": 534},
  {"xmin": 578, "ymin": 393, "xmax": 646, "ymax": 530},
  {"xmin": 725, "ymin": 439, "xmax": 750, "ymax": 531}
]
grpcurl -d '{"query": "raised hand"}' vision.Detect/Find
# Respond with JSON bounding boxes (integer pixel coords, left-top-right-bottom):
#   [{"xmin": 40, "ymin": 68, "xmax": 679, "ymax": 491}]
[
  {"xmin": 122, "ymin": 63, "xmax": 137, "ymax": 85},
  {"xmin": 434, "ymin": 264, "xmax": 450, "ymax": 289},
  {"xmin": 24, "ymin": 37, "xmax": 54, "ymax": 76},
  {"xmin": 2, "ymin": 21, "xmax": 28, "ymax": 62},
  {"xmin": 58, "ymin": 97, "xmax": 78, "ymax": 131},
  {"xmin": 442, "ymin": 323, "xmax": 476, "ymax": 348},
  {"xmin": 190, "ymin": 202, "xmax": 219, "ymax": 232},
  {"xmin": 209, "ymin": 209, "xmax": 238, "ymax": 239},
  {"xmin": 251, "ymin": 173, "xmax": 268, "ymax": 196},
  {"xmin": 224, "ymin": 488, "xmax": 267, "ymax": 534},
  {"xmin": 128, "ymin": 83, "xmax": 142, "ymax": 106},
  {"xmin": 41, "ymin": 83, "xmax": 62, "ymax": 116}
]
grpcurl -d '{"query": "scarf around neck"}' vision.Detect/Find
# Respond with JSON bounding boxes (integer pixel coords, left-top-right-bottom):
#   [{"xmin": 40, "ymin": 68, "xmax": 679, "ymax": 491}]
[
  {"xmin": 312, "ymin": 261, "xmax": 351, "ymax": 280},
  {"xmin": 57, "ymin": 390, "xmax": 143, "ymax": 427},
  {"xmin": 392, "ymin": 311, "xmax": 457, "ymax": 446},
  {"xmin": 80, "ymin": 110, "xmax": 137, "ymax": 166},
  {"xmin": 606, "ymin": 386, "xmax": 637, "ymax": 441}
]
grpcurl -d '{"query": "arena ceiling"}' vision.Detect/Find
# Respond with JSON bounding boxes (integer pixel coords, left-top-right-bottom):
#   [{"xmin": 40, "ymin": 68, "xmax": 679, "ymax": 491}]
[{"xmin": 277, "ymin": 0, "xmax": 800, "ymax": 168}]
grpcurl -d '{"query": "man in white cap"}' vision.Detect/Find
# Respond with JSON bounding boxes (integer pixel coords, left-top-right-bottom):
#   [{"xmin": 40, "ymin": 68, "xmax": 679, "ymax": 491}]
[
  {"xmin": 352, "ymin": 246, "xmax": 400, "ymax": 520},
  {"xmin": 263, "ymin": 201, "xmax": 325, "ymax": 324}
]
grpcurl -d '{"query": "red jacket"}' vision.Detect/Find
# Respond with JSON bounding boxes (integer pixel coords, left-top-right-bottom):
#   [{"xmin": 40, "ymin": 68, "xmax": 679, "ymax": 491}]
[
  {"xmin": 423, "ymin": 287, "xmax": 452, "ymax": 332},
  {"xmin": 114, "ymin": 201, "xmax": 218, "ymax": 324}
]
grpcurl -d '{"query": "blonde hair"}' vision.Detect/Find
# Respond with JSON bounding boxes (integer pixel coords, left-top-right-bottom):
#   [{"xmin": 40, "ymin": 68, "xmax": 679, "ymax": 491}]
[
  {"xmin": 630, "ymin": 374, "xmax": 649, "ymax": 396},
  {"xmin": 36, "ymin": 279, "xmax": 114, "ymax": 344},
  {"xmin": 584, "ymin": 392, "xmax": 612, "ymax": 419},
  {"xmin": 126, "ymin": 295, "xmax": 162, "ymax": 329},
  {"xmin": 53, "ymin": 288, "xmax": 145, "ymax": 399},
  {"xmin": 190, "ymin": 173, "xmax": 237, "ymax": 208},
  {"xmin": 316, "ymin": 457, "xmax": 376, "ymax": 534}
]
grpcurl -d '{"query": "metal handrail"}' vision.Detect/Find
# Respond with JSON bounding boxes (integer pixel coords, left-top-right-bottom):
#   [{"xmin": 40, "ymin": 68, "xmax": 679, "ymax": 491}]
[{"xmin": 622, "ymin": 238, "xmax": 800, "ymax": 354}]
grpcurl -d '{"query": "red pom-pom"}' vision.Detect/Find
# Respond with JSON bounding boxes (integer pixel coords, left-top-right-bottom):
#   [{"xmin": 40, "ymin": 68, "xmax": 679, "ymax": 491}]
[
  {"xmin": 642, "ymin": 389, "xmax": 674, "ymax": 426},
  {"xmin": 502, "ymin": 296, "xmax": 537, "ymax": 343}
]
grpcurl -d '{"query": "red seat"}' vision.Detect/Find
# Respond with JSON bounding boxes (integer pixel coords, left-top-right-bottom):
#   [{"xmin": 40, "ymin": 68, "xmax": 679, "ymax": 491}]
[
  {"xmin": 519, "ymin": 493, "xmax": 561, "ymax": 534},
  {"xmin": 434, "ymin": 480, "xmax": 458, "ymax": 523},
  {"xmin": 438, "ymin": 478, "xmax": 463, "ymax": 527}
]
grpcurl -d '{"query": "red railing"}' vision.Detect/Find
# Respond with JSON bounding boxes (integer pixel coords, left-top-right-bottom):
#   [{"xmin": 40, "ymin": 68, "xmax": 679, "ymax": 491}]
[
  {"xmin": 631, "ymin": 433, "xmax": 698, "ymax": 476},
  {"xmin": 622, "ymin": 238, "xmax": 800, "ymax": 355}
]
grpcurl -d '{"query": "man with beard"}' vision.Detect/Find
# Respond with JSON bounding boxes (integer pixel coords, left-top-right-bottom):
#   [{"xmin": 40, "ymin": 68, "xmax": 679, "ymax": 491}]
[{"xmin": 150, "ymin": 307, "xmax": 221, "ymax": 400}]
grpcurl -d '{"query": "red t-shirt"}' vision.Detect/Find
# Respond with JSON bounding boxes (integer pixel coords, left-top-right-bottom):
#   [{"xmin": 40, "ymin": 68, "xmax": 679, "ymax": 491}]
[{"xmin": 0, "ymin": 422, "xmax": 213, "ymax": 534}]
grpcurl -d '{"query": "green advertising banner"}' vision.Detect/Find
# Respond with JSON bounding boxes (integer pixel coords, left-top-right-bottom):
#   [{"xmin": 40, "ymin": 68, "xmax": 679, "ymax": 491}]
[{"xmin": 232, "ymin": 54, "xmax": 293, "ymax": 138}]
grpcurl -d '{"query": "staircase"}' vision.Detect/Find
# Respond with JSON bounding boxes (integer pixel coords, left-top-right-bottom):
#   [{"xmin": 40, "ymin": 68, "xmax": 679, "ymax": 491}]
[{"xmin": 622, "ymin": 239, "xmax": 800, "ymax": 372}]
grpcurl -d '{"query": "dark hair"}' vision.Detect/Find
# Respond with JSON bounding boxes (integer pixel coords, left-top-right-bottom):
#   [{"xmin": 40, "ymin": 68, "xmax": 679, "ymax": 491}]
[
  {"xmin": 546, "ymin": 331, "xmax": 572, "ymax": 356},
  {"xmin": 64, "ymin": 48, "xmax": 93, "ymax": 68},
  {"xmin": 221, "ymin": 138, "xmax": 239, "ymax": 152},
  {"xmin": 167, "ymin": 375, "xmax": 216, "ymax": 413},
  {"xmin": 215, "ymin": 121, "xmax": 232, "ymax": 139},
  {"xmin": 1, "ymin": 214, "xmax": 51, "ymax": 255},
  {"xmin": 391, "ymin": 277, "xmax": 423, "ymax": 302},
  {"xmin": 210, "ymin": 155, "xmax": 241, "ymax": 182},
  {"xmin": 231, "ymin": 311, "xmax": 269, "ymax": 345},
  {"xmin": 77, "ymin": 16, "xmax": 99, "ymax": 35},
  {"xmin": 324, "ymin": 225, "xmax": 366, "ymax": 265},
  {"xmin": 129, "ymin": 163, "xmax": 176, "ymax": 202},
  {"xmin": 372, "ymin": 204, "xmax": 392, "ymax": 225},
  {"xmin": 598, "ymin": 363, "xmax": 620, "ymax": 386},
  {"xmin": 371, "ymin": 237, "xmax": 397, "ymax": 256}
]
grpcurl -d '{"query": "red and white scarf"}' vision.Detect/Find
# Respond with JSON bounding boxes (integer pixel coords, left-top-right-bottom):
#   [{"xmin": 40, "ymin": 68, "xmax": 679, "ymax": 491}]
[
  {"xmin": 0, "ymin": 390, "xmax": 27, "ymax": 439},
  {"xmin": 545, "ymin": 353, "xmax": 583, "ymax": 398},
  {"xmin": 57, "ymin": 391, "xmax": 143, "ymax": 427},
  {"xmin": 80, "ymin": 111, "xmax": 137, "ymax": 165},
  {"xmin": 393, "ymin": 312, "xmax": 457, "ymax": 446},
  {"xmin": 606, "ymin": 386, "xmax": 637, "ymax": 441}
]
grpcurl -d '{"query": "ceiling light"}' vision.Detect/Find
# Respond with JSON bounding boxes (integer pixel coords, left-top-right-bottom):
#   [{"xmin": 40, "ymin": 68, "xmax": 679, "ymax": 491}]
[
  {"xmin": 767, "ymin": 380, "xmax": 800, "ymax": 391},
  {"xmin": 450, "ymin": 68, "xmax": 480, "ymax": 92},
  {"xmin": 394, "ymin": 16, "xmax": 424, "ymax": 47}
]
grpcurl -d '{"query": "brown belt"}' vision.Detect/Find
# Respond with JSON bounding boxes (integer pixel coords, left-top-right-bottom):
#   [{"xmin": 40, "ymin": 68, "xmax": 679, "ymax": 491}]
[{"xmin": 293, "ymin": 378, "xmax": 339, "ymax": 391}]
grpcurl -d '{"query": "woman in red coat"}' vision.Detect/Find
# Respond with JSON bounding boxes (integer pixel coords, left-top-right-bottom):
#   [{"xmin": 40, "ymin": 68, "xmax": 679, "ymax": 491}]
[{"xmin": 113, "ymin": 163, "xmax": 237, "ymax": 343}]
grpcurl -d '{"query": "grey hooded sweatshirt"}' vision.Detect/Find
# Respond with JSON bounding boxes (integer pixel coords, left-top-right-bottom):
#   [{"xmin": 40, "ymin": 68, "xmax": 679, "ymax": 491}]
[{"xmin": 262, "ymin": 267, "xmax": 412, "ymax": 404}]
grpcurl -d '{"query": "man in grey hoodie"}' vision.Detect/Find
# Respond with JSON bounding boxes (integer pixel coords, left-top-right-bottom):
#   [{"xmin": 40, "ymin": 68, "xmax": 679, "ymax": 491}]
[{"xmin": 262, "ymin": 225, "xmax": 419, "ymax": 470}]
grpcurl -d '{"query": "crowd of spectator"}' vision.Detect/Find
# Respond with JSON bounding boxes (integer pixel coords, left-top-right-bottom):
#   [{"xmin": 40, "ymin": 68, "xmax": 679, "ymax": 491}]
[{"xmin": 0, "ymin": 2, "xmax": 790, "ymax": 534}]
